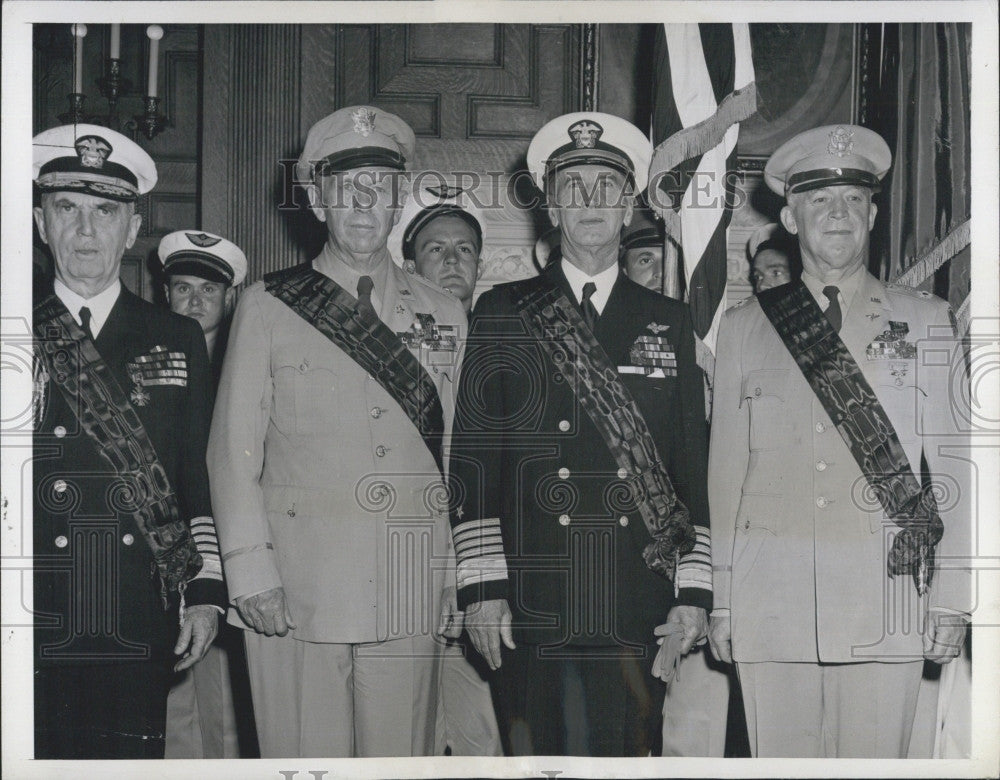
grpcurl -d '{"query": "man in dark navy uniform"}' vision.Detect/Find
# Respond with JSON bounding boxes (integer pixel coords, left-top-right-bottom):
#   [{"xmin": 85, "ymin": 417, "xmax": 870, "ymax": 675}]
[
  {"xmin": 31, "ymin": 123, "xmax": 226, "ymax": 759},
  {"xmin": 449, "ymin": 112, "xmax": 712, "ymax": 756}
]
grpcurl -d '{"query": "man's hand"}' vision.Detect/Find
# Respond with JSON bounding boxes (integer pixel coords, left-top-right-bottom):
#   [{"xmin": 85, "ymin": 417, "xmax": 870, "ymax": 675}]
[
  {"xmin": 464, "ymin": 598, "xmax": 515, "ymax": 670},
  {"xmin": 707, "ymin": 612, "xmax": 732, "ymax": 664},
  {"xmin": 923, "ymin": 611, "xmax": 968, "ymax": 664},
  {"xmin": 174, "ymin": 604, "xmax": 219, "ymax": 672},
  {"xmin": 662, "ymin": 605, "xmax": 708, "ymax": 655},
  {"xmin": 235, "ymin": 586, "xmax": 296, "ymax": 637},
  {"xmin": 437, "ymin": 585, "xmax": 463, "ymax": 640}
]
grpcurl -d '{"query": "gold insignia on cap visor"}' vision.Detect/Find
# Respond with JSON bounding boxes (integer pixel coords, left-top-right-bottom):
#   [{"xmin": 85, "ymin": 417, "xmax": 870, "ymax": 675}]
[
  {"xmin": 569, "ymin": 120, "xmax": 603, "ymax": 149},
  {"xmin": 75, "ymin": 135, "xmax": 112, "ymax": 168},
  {"xmin": 352, "ymin": 107, "xmax": 377, "ymax": 137}
]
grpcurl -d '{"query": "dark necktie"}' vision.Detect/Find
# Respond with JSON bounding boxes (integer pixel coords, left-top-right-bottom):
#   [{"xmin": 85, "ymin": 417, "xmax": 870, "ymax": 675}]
[
  {"xmin": 822, "ymin": 286, "xmax": 842, "ymax": 332},
  {"xmin": 357, "ymin": 275, "xmax": 378, "ymax": 323},
  {"xmin": 79, "ymin": 306, "xmax": 95, "ymax": 341},
  {"xmin": 581, "ymin": 281, "xmax": 599, "ymax": 331}
]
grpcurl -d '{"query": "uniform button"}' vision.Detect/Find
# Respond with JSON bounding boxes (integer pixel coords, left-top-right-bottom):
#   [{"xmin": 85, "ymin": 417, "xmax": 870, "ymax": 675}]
[
  {"xmin": 558, "ymin": 467, "xmax": 570, "ymax": 480},
  {"xmin": 815, "ymin": 460, "xmax": 827, "ymax": 471},
  {"xmin": 53, "ymin": 479, "xmax": 67, "ymax": 494},
  {"xmin": 558, "ymin": 514, "xmax": 570, "ymax": 526},
  {"xmin": 617, "ymin": 468, "xmax": 628, "ymax": 480},
  {"xmin": 619, "ymin": 515, "xmax": 629, "ymax": 527},
  {"xmin": 743, "ymin": 519, "xmax": 751, "ymax": 530},
  {"xmin": 816, "ymin": 496, "xmax": 828, "ymax": 508},
  {"xmin": 122, "ymin": 533, "xmax": 134, "ymax": 546},
  {"xmin": 754, "ymin": 387, "xmax": 762, "ymax": 397},
  {"xmin": 54, "ymin": 535, "xmax": 68, "ymax": 549},
  {"xmin": 370, "ymin": 407, "xmax": 383, "ymax": 419},
  {"xmin": 53, "ymin": 425, "xmax": 67, "ymax": 438},
  {"xmin": 375, "ymin": 445, "xmax": 388, "ymax": 458},
  {"xmin": 558, "ymin": 420, "xmax": 570, "ymax": 432},
  {"xmin": 815, "ymin": 422, "xmax": 826, "ymax": 433}
]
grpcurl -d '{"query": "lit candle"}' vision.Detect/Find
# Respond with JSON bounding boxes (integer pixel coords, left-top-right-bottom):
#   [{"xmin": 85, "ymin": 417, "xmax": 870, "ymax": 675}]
[
  {"xmin": 72, "ymin": 24, "xmax": 87, "ymax": 94},
  {"xmin": 146, "ymin": 24, "xmax": 163, "ymax": 97},
  {"xmin": 110, "ymin": 24, "xmax": 121, "ymax": 59}
]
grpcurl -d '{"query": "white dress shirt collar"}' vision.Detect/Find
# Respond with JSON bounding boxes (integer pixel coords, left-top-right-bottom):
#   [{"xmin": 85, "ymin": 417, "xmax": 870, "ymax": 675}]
[
  {"xmin": 53, "ymin": 278, "xmax": 122, "ymax": 339},
  {"xmin": 560, "ymin": 258, "xmax": 620, "ymax": 315}
]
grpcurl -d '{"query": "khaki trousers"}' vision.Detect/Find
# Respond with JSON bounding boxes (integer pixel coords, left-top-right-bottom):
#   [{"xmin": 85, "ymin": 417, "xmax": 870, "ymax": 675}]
[
  {"xmin": 244, "ymin": 630, "xmax": 440, "ymax": 758},
  {"xmin": 737, "ymin": 660, "xmax": 923, "ymax": 758},
  {"xmin": 439, "ymin": 639, "xmax": 502, "ymax": 756},
  {"xmin": 660, "ymin": 645, "xmax": 730, "ymax": 756}
]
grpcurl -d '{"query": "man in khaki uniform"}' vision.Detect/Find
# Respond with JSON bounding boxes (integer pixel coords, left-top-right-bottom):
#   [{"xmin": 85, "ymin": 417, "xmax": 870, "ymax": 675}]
[
  {"xmin": 708, "ymin": 125, "xmax": 972, "ymax": 758},
  {"xmin": 207, "ymin": 106, "xmax": 466, "ymax": 757}
]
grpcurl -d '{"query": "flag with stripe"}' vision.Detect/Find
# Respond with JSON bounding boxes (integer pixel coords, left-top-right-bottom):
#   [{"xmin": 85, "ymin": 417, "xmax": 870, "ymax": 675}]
[{"xmin": 649, "ymin": 24, "xmax": 756, "ymax": 360}]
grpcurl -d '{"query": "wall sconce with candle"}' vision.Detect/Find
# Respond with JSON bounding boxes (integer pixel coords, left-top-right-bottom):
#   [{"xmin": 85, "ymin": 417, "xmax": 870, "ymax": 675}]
[{"xmin": 60, "ymin": 23, "xmax": 169, "ymax": 142}]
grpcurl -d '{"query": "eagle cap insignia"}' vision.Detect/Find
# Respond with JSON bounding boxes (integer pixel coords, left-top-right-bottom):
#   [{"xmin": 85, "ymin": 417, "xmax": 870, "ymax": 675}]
[
  {"xmin": 568, "ymin": 120, "xmax": 603, "ymax": 149},
  {"xmin": 352, "ymin": 108, "xmax": 377, "ymax": 137},
  {"xmin": 75, "ymin": 135, "xmax": 112, "ymax": 168},
  {"xmin": 426, "ymin": 184, "xmax": 464, "ymax": 200},
  {"xmin": 827, "ymin": 126, "xmax": 854, "ymax": 157},
  {"xmin": 185, "ymin": 232, "xmax": 222, "ymax": 248},
  {"xmin": 647, "ymin": 322, "xmax": 669, "ymax": 334}
]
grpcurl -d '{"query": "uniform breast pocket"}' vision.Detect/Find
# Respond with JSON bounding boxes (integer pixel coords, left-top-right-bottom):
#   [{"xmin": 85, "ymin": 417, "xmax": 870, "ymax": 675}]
[
  {"xmin": 272, "ymin": 356, "xmax": 343, "ymax": 435},
  {"xmin": 744, "ymin": 369, "xmax": 789, "ymax": 451}
]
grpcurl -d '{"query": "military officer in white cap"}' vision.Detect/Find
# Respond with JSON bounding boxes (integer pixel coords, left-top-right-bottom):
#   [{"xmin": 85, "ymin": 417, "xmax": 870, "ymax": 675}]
[
  {"xmin": 207, "ymin": 106, "xmax": 466, "ymax": 757},
  {"xmin": 389, "ymin": 180, "xmax": 485, "ymax": 315},
  {"xmin": 31, "ymin": 124, "xmax": 225, "ymax": 758},
  {"xmin": 708, "ymin": 124, "xmax": 972, "ymax": 757},
  {"xmin": 388, "ymin": 181, "xmax": 502, "ymax": 756},
  {"xmin": 449, "ymin": 112, "xmax": 712, "ymax": 755},
  {"xmin": 157, "ymin": 229, "xmax": 252, "ymax": 757},
  {"xmin": 159, "ymin": 230, "xmax": 247, "ymax": 384}
]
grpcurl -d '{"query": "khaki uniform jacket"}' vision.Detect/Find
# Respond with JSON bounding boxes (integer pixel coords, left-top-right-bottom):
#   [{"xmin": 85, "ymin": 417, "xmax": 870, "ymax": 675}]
[
  {"xmin": 208, "ymin": 259, "xmax": 466, "ymax": 643},
  {"xmin": 709, "ymin": 271, "xmax": 972, "ymax": 663}
]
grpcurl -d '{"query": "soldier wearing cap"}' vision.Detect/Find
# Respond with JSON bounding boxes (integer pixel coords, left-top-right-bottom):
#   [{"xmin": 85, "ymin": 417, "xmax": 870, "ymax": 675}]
[
  {"xmin": 387, "ymin": 180, "xmax": 502, "ymax": 756},
  {"xmin": 207, "ymin": 106, "xmax": 466, "ymax": 757},
  {"xmin": 620, "ymin": 206, "xmax": 667, "ymax": 292},
  {"xmin": 156, "ymin": 229, "xmax": 252, "ymax": 757},
  {"xmin": 707, "ymin": 125, "xmax": 971, "ymax": 757},
  {"xmin": 389, "ymin": 180, "xmax": 485, "ymax": 314},
  {"xmin": 31, "ymin": 124, "xmax": 225, "ymax": 758},
  {"xmin": 746, "ymin": 222, "xmax": 797, "ymax": 294},
  {"xmin": 449, "ymin": 112, "xmax": 711, "ymax": 756}
]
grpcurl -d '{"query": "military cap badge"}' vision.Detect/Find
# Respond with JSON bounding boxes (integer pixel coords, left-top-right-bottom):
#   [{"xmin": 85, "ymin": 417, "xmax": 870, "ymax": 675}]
[
  {"xmin": 568, "ymin": 120, "xmax": 603, "ymax": 149},
  {"xmin": 75, "ymin": 135, "xmax": 112, "ymax": 169},
  {"xmin": 426, "ymin": 184, "xmax": 464, "ymax": 200},
  {"xmin": 827, "ymin": 126, "xmax": 855, "ymax": 157},
  {"xmin": 185, "ymin": 232, "xmax": 223, "ymax": 248},
  {"xmin": 352, "ymin": 107, "xmax": 377, "ymax": 137}
]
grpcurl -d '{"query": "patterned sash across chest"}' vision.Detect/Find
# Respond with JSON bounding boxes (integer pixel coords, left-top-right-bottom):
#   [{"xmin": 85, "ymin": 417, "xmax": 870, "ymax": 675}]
[
  {"xmin": 264, "ymin": 264, "xmax": 444, "ymax": 475},
  {"xmin": 514, "ymin": 278, "xmax": 695, "ymax": 581},
  {"xmin": 33, "ymin": 293, "xmax": 202, "ymax": 605},
  {"xmin": 756, "ymin": 280, "xmax": 942, "ymax": 595}
]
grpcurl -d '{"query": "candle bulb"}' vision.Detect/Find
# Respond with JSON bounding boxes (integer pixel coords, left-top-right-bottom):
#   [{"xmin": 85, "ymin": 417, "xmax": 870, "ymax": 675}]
[
  {"xmin": 146, "ymin": 24, "xmax": 163, "ymax": 97},
  {"xmin": 72, "ymin": 23, "xmax": 87, "ymax": 94},
  {"xmin": 110, "ymin": 23, "xmax": 121, "ymax": 59}
]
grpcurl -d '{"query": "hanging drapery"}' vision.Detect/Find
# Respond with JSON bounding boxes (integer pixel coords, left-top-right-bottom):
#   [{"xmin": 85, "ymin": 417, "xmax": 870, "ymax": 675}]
[{"xmin": 869, "ymin": 23, "xmax": 971, "ymax": 321}]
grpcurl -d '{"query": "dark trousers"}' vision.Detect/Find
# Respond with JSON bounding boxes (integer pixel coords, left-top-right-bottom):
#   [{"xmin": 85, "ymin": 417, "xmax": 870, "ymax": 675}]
[
  {"xmin": 35, "ymin": 660, "xmax": 172, "ymax": 759},
  {"xmin": 490, "ymin": 643, "xmax": 664, "ymax": 756}
]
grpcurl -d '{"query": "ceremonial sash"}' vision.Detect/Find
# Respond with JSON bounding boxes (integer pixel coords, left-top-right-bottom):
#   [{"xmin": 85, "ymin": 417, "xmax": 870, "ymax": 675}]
[
  {"xmin": 514, "ymin": 277, "xmax": 696, "ymax": 580},
  {"xmin": 33, "ymin": 293, "xmax": 202, "ymax": 605},
  {"xmin": 757, "ymin": 280, "xmax": 942, "ymax": 595},
  {"xmin": 264, "ymin": 264, "xmax": 445, "ymax": 474}
]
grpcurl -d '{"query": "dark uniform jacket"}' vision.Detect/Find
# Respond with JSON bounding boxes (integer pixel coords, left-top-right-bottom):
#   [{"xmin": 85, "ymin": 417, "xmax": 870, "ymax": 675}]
[
  {"xmin": 33, "ymin": 284, "xmax": 225, "ymax": 665},
  {"xmin": 449, "ymin": 261, "xmax": 711, "ymax": 648}
]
